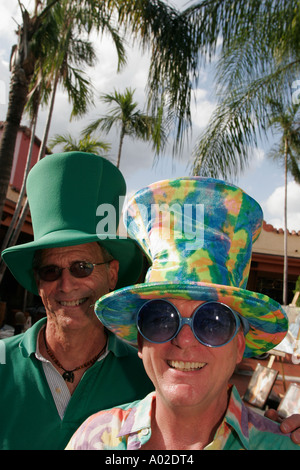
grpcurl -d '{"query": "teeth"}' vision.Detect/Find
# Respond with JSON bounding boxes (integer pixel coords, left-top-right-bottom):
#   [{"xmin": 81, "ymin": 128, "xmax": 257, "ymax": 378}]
[
  {"xmin": 59, "ymin": 298, "xmax": 88, "ymax": 307},
  {"xmin": 168, "ymin": 361, "xmax": 206, "ymax": 371}
]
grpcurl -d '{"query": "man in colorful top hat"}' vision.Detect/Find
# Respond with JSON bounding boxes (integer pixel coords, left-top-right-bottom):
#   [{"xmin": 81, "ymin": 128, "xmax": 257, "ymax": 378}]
[
  {"xmin": 0, "ymin": 152, "xmax": 153, "ymax": 450},
  {"xmin": 67, "ymin": 178, "xmax": 300, "ymax": 450}
]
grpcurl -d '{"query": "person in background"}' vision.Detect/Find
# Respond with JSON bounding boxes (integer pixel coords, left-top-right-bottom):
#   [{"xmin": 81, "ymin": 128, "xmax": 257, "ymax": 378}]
[{"xmin": 14, "ymin": 310, "xmax": 26, "ymax": 335}]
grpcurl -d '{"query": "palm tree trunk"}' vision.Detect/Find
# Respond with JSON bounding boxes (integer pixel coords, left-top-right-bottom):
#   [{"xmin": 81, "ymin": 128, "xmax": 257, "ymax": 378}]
[
  {"xmin": 0, "ymin": 110, "xmax": 38, "ymax": 284},
  {"xmin": 0, "ymin": 0, "xmax": 60, "ymax": 224},
  {"xmin": 0, "ymin": 65, "xmax": 29, "ymax": 223},
  {"xmin": 283, "ymin": 138, "xmax": 288, "ymax": 305},
  {"xmin": 116, "ymin": 127, "xmax": 125, "ymax": 168},
  {"xmin": 37, "ymin": 73, "xmax": 59, "ymax": 161},
  {"xmin": 0, "ymin": 108, "xmax": 39, "ymax": 254},
  {"xmin": 0, "ymin": 74, "xmax": 58, "ymax": 286}
]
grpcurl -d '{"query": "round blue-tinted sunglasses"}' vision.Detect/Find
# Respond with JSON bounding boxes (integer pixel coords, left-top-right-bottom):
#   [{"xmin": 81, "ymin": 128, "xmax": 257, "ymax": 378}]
[{"xmin": 137, "ymin": 299, "xmax": 249, "ymax": 348}]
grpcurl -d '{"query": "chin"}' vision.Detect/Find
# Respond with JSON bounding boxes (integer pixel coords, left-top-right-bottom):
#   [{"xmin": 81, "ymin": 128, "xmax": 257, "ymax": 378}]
[
  {"xmin": 56, "ymin": 309, "xmax": 93, "ymax": 329},
  {"xmin": 160, "ymin": 383, "xmax": 203, "ymax": 408}
]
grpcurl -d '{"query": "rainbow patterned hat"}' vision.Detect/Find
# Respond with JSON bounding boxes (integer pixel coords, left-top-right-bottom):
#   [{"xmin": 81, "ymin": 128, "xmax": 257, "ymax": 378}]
[{"xmin": 95, "ymin": 177, "xmax": 288, "ymax": 357}]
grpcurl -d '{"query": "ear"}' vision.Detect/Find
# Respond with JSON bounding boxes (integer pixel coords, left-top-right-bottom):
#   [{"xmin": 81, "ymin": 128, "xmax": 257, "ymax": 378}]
[
  {"xmin": 236, "ymin": 331, "xmax": 246, "ymax": 365},
  {"xmin": 107, "ymin": 259, "xmax": 119, "ymax": 291}
]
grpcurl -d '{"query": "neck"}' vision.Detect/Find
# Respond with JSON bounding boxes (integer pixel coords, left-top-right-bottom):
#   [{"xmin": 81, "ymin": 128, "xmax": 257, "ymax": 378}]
[
  {"xmin": 147, "ymin": 392, "xmax": 229, "ymax": 450},
  {"xmin": 41, "ymin": 318, "xmax": 107, "ymax": 371}
]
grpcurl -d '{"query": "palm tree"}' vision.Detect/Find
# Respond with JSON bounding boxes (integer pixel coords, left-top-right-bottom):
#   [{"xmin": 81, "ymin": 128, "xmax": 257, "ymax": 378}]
[
  {"xmin": 0, "ymin": 0, "xmax": 61, "ymax": 223},
  {"xmin": 190, "ymin": 0, "xmax": 300, "ymax": 179},
  {"xmin": 0, "ymin": 1, "xmax": 125, "ymax": 283},
  {"xmin": 0, "ymin": 1, "xmax": 99, "ymax": 249},
  {"xmin": 267, "ymin": 100, "xmax": 300, "ymax": 305},
  {"xmin": 186, "ymin": 0, "xmax": 300, "ymax": 307},
  {"xmin": 49, "ymin": 132, "xmax": 111, "ymax": 154},
  {"xmin": 0, "ymin": 0, "xmax": 202, "ymax": 224},
  {"xmin": 0, "ymin": 0, "xmax": 128, "ymax": 224},
  {"xmin": 115, "ymin": 1, "xmax": 199, "ymax": 150},
  {"xmin": 0, "ymin": 85, "xmax": 41, "ymax": 258},
  {"xmin": 84, "ymin": 88, "xmax": 166, "ymax": 168}
]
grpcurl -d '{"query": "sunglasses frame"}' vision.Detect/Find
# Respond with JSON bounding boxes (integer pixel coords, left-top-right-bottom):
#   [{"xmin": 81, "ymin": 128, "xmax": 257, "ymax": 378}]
[
  {"xmin": 137, "ymin": 299, "xmax": 249, "ymax": 348},
  {"xmin": 36, "ymin": 260, "xmax": 109, "ymax": 282}
]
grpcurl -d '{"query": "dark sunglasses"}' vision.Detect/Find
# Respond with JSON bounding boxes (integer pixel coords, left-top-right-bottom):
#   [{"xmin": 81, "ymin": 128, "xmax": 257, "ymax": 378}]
[
  {"xmin": 36, "ymin": 260, "xmax": 110, "ymax": 282},
  {"xmin": 137, "ymin": 299, "xmax": 249, "ymax": 348}
]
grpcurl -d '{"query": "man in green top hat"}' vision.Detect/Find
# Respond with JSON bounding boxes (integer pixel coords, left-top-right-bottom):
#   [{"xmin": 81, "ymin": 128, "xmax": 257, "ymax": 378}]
[{"xmin": 0, "ymin": 151, "xmax": 153, "ymax": 450}]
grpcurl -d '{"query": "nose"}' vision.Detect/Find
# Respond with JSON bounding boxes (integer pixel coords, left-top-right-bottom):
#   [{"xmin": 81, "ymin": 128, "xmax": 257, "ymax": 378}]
[
  {"xmin": 57, "ymin": 268, "xmax": 78, "ymax": 292},
  {"xmin": 171, "ymin": 323, "xmax": 198, "ymax": 348}
]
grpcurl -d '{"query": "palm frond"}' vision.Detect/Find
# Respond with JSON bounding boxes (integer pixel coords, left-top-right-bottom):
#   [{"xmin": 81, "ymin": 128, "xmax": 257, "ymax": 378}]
[{"xmin": 191, "ymin": 0, "xmax": 300, "ymax": 180}]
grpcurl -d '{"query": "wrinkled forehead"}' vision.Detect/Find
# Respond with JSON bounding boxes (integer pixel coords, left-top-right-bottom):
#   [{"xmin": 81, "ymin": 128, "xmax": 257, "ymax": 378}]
[{"xmin": 33, "ymin": 242, "xmax": 105, "ymax": 266}]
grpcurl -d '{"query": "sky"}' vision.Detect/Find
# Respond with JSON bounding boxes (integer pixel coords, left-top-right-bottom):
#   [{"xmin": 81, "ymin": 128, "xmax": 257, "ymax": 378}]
[{"xmin": 0, "ymin": 0, "xmax": 300, "ymax": 231}]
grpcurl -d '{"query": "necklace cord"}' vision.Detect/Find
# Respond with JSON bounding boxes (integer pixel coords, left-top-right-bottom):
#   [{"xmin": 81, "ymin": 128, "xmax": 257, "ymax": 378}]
[{"xmin": 43, "ymin": 327, "xmax": 107, "ymax": 382}]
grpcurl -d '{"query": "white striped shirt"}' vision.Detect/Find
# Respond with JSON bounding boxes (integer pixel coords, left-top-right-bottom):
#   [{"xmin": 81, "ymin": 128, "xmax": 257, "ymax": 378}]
[{"xmin": 35, "ymin": 327, "xmax": 108, "ymax": 419}]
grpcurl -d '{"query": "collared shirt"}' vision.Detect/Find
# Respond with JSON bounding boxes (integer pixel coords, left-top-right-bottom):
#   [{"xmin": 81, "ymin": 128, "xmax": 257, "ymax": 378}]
[
  {"xmin": 35, "ymin": 327, "xmax": 109, "ymax": 419},
  {"xmin": 66, "ymin": 386, "xmax": 300, "ymax": 450},
  {"xmin": 0, "ymin": 318, "xmax": 153, "ymax": 450}
]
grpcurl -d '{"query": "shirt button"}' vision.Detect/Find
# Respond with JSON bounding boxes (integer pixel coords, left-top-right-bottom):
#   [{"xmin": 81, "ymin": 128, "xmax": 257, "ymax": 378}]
[{"xmin": 141, "ymin": 428, "xmax": 150, "ymax": 436}]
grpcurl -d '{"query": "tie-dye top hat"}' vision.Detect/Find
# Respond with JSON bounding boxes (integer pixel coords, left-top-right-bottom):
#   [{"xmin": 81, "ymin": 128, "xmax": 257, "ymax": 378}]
[{"xmin": 95, "ymin": 177, "xmax": 288, "ymax": 357}]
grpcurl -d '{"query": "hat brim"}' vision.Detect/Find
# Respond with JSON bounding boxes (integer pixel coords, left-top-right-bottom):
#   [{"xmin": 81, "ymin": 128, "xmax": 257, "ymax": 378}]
[
  {"xmin": 95, "ymin": 281, "xmax": 288, "ymax": 358},
  {"xmin": 2, "ymin": 230, "xmax": 143, "ymax": 295}
]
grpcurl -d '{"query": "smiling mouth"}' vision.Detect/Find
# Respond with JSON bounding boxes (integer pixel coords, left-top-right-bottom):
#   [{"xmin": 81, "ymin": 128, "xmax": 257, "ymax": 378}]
[
  {"xmin": 58, "ymin": 297, "xmax": 88, "ymax": 307},
  {"xmin": 168, "ymin": 360, "xmax": 206, "ymax": 371}
]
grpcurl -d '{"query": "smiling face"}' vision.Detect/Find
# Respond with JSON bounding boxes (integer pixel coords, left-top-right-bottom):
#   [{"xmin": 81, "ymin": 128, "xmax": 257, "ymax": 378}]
[
  {"xmin": 138, "ymin": 298, "xmax": 245, "ymax": 414},
  {"xmin": 36, "ymin": 242, "xmax": 119, "ymax": 332}
]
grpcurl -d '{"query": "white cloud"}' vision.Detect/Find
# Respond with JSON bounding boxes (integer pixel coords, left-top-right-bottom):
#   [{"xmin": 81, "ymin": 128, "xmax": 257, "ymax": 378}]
[
  {"xmin": 249, "ymin": 147, "xmax": 265, "ymax": 169},
  {"xmin": 264, "ymin": 180, "xmax": 300, "ymax": 231},
  {"xmin": 191, "ymin": 88, "xmax": 215, "ymax": 130},
  {"xmin": 0, "ymin": 3, "xmax": 20, "ymax": 45}
]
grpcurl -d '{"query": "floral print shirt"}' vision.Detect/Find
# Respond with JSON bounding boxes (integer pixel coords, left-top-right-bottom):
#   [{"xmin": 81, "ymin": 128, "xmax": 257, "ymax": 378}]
[{"xmin": 66, "ymin": 386, "xmax": 299, "ymax": 450}]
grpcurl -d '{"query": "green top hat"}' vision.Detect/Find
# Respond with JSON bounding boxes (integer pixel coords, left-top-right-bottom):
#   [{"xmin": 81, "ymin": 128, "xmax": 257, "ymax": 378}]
[{"xmin": 2, "ymin": 151, "xmax": 143, "ymax": 295}]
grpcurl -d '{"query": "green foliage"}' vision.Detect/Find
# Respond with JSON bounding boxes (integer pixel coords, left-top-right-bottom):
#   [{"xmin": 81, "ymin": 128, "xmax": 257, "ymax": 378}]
[
  {"xmin": 190, "ymin": 0, "xmax": 300, "ymax": 180},
  {"xmin": 294, "ymin": 276, "xmax": 300, "ymax": 307},
  {"xmin": 267, "ymin": 100, "xmax": 300, "ymax": 184},
  {"xmin": 83, "ymin": 87, "xmax": 167, "ymax": 167},
  {"xmin": 49, "ymin": 132, "xmax": 111, "ymax": 154}
]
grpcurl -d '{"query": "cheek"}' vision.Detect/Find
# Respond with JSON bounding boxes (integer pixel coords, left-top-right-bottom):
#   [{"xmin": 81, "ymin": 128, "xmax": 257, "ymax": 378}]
[
  {"xmin": 138, "ymin": 343, "xmax": 167, "ymax": 386},
  {"xmin": 137, "ymin": 333, "xmax": 143, "ymax": 360},
  {"xmin": 214, "ymin": 337, "xmax": 244, "ymax": 378},
  {"xmin": 38, "ymin": 283, "xmax": 53, "ymax": 301},
  {"xmin": 94, "ymin": 262, "xmax": 119, "ymax": 295},
  {"xmin": 38, "ymin": 285, "xmax": 57, "ymax": 314},
  {"xmin": 90, "ymin": 273, "xmax": 111, "ymax": 298},
  {"xmin": 106, "ymin": 260, "xmax": 119, "ymax": 291},
  {"xmin": 138, "ymin": 343, "xmax": 153, "ymax": 376}
]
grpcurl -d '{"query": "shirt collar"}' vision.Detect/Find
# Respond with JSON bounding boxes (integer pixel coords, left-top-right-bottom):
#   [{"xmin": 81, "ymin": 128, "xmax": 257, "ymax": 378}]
[
  {"xmin": 117, "ymin": 387, "xmax": 250, "ymax": 450},
  {"xmin": 118, "ymin": 392, "xmax": 155, "ymax": 437},
  {"xmin": 106, "ymin": 329, "xmax": 137, "ymax": 357},
  {"xmin": 19, "ymin": 318, "xmax": 46, "ymax": 357},
  {"xmin": 220, "ymin": 385, "xmax": 250, "ymax": 449}
]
